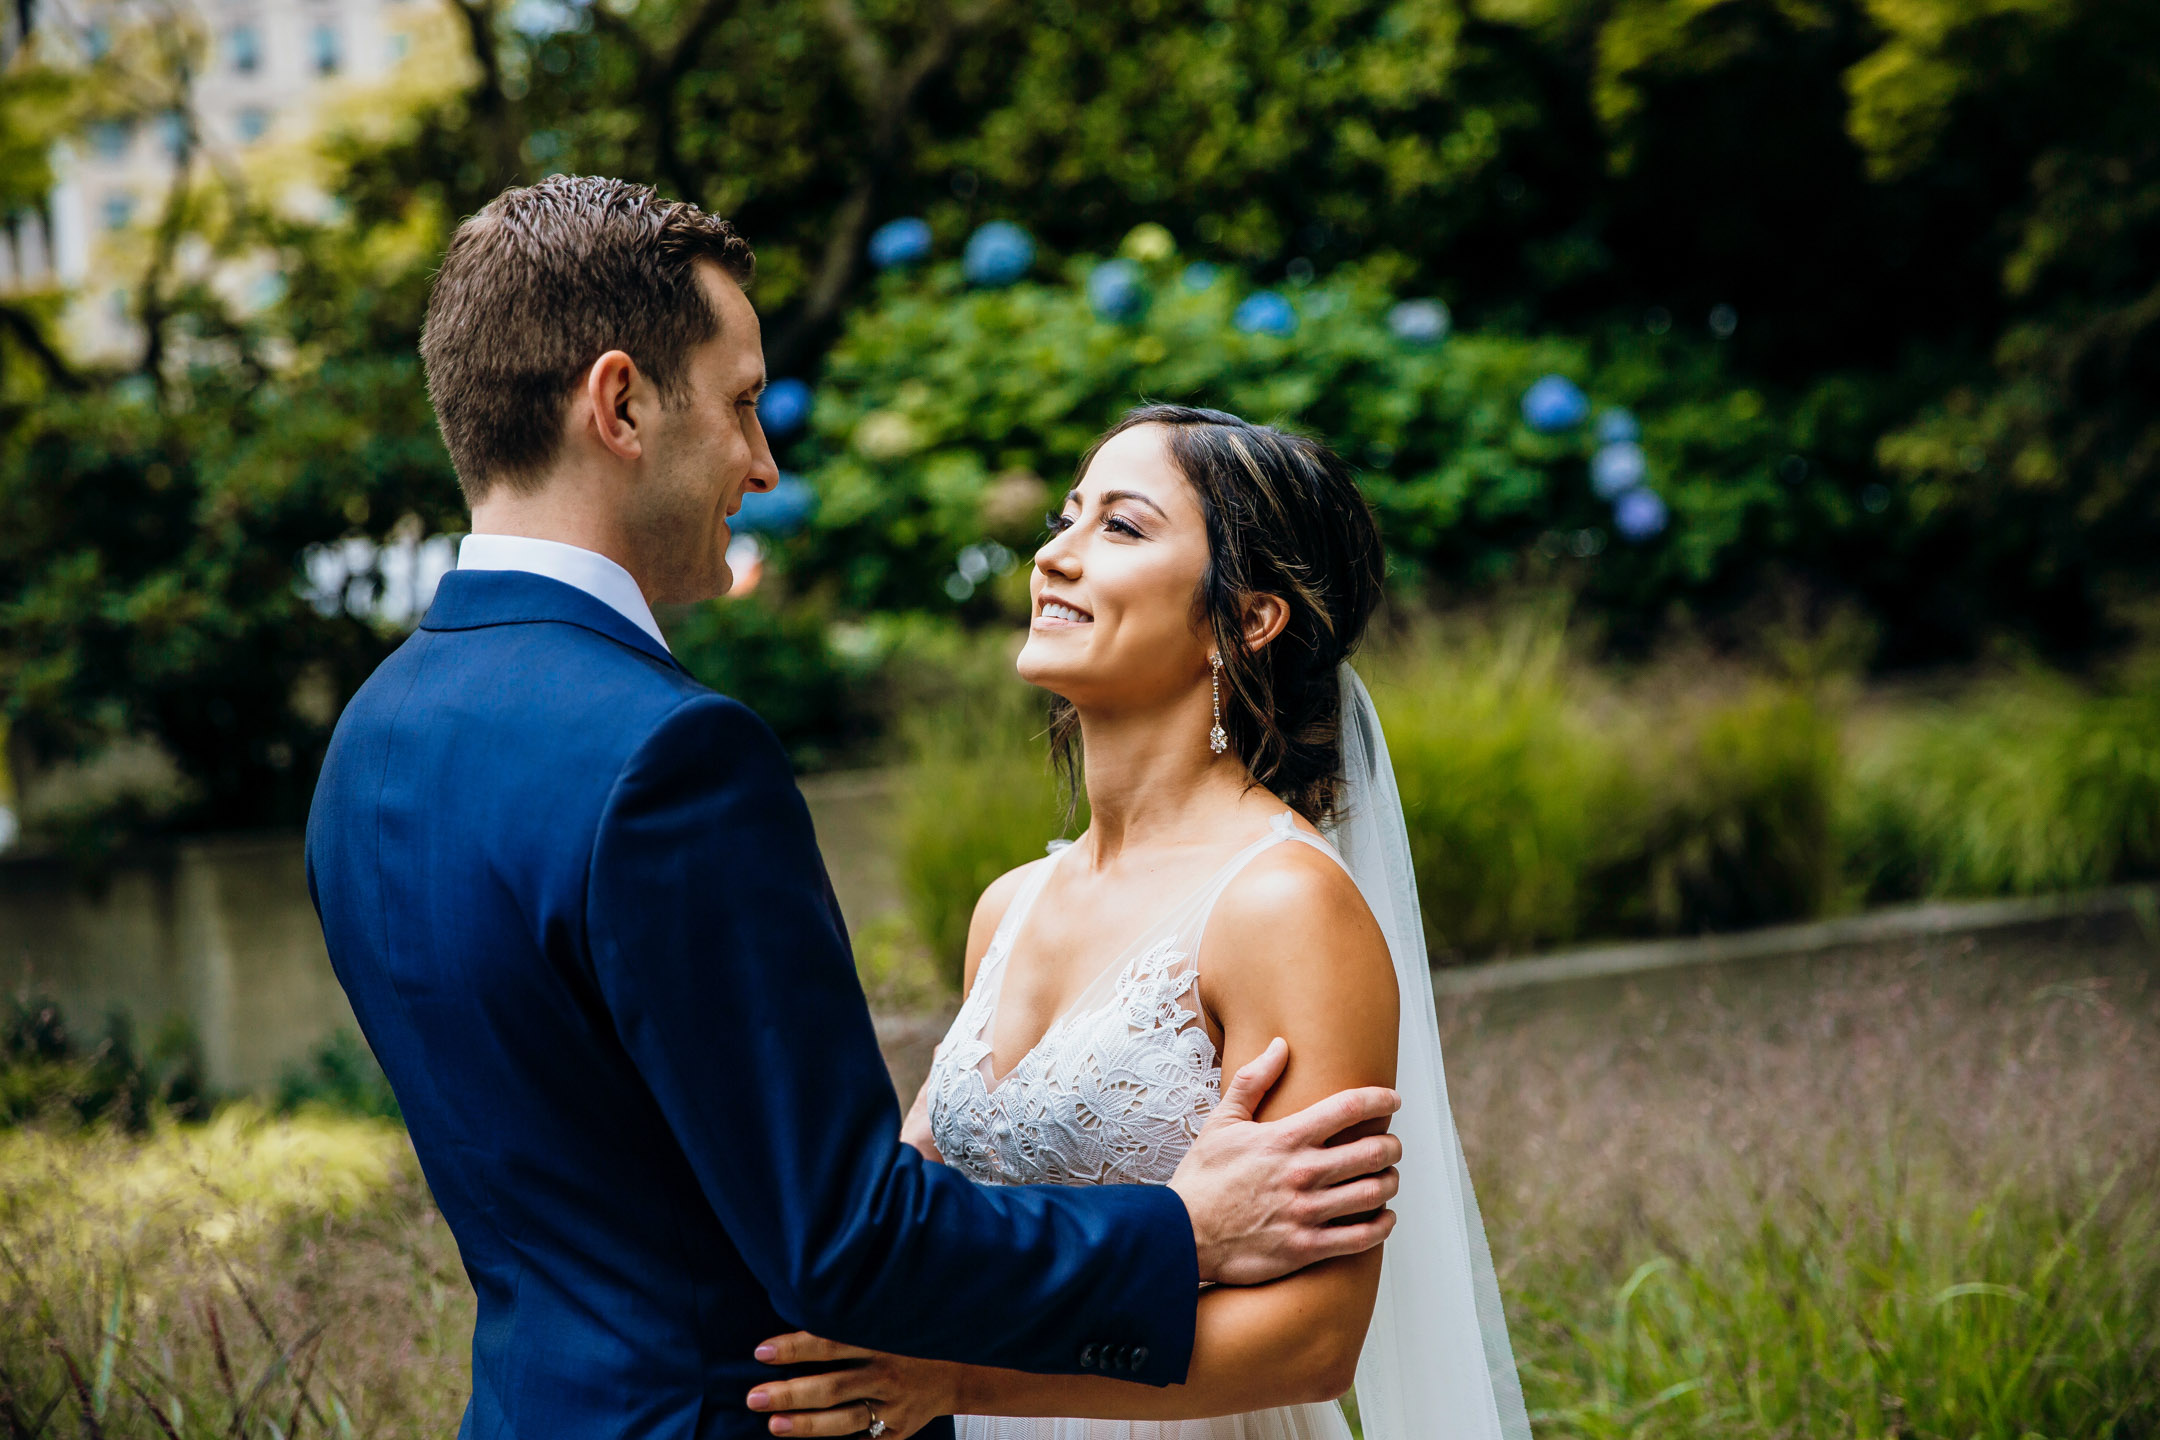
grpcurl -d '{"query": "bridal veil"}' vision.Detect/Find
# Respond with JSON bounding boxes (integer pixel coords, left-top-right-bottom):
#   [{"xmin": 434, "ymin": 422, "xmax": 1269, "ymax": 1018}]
[{"xmin": 1326, "ymin": 665, "xmax": 1532, "ymax": 1440}]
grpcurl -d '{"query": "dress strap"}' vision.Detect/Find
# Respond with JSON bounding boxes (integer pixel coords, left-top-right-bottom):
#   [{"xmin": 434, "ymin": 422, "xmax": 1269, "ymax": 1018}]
[{"xmin": 984, "ymin": 843, "xmax": 1071, "ymax": 962}]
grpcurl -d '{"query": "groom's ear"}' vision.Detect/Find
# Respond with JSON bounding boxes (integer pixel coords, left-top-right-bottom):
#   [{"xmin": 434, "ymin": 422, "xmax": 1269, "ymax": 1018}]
[{"xmin": 583, "ymin": 349, "xmax": 647, "ymax": 462}]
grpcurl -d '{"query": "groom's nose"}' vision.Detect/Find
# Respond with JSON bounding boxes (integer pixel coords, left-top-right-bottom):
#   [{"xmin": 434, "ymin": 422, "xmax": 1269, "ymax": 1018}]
[{"xmin": 740, "ymin": 412, "xmax": 780, "ymax": 494}]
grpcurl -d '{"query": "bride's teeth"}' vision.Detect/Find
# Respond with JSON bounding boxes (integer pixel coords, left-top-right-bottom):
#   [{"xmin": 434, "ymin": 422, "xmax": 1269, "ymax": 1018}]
[{"xmin": 1042, "ymin": 602, "xmax": 1090, "ymax": 623}]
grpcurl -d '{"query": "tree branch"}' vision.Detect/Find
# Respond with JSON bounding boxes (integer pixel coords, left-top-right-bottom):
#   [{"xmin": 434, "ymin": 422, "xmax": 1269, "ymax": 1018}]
[
  {"xmin": 0, "ymin": 302, "xmax": 82, "ymax": 390},
  {"xmin": 765, "ymin": 0, "xmax": 1004, "ymax": 370},
  {"xmin": 451, "ymin": 0, "xmax": 524, "ymax": 190},
  {"xmin": 589, "ymin": 0, "xmax": 739, "ymax": 204}
]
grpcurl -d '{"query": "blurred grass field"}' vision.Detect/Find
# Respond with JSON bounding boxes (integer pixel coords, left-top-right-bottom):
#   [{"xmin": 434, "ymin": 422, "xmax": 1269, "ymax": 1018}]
[{"xmin": 3, "ymin": 920, "xmax": 2152, "ymax": 1438}]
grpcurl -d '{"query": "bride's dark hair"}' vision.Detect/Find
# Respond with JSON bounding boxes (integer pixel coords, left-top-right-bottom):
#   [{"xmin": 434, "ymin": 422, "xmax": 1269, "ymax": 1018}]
[{"xmin": 1047, "ymin": 404, "xmax": 1386, "ymax": 823}]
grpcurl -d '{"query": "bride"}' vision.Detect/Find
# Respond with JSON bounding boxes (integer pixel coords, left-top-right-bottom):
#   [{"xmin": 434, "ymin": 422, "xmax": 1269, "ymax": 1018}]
[{"xmin": 744, "ymin": 406, "xmax": 1529, "ymax": 1440}]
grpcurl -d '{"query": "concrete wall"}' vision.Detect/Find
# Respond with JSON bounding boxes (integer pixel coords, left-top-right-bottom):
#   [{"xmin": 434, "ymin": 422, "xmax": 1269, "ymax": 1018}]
[
  {"xmin": 0, "ymin": 771, "xmax": 903, "ymax": 1093},
  {"xmin": 0, "ymin": 834, "xmax": 355, "ymax": 1092}
]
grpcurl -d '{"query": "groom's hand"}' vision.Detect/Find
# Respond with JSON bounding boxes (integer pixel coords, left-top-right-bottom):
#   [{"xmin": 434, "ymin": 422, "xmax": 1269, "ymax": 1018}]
[{"xmin": 1168, "ymin": 1037, "xmax": 1401, "ymax": 1286}]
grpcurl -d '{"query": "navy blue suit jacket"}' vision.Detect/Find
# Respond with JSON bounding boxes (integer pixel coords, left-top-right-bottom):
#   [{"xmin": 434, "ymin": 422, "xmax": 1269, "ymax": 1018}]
[{"xmin": 305, "ymin": 570, "xmax": 1198, "ymax": 1440}]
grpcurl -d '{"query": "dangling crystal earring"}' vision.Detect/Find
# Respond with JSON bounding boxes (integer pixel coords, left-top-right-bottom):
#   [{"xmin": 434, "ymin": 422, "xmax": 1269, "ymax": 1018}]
[{"xmin": 1208, "ymin": 654, "xmax": 1229, "ymax": 755}]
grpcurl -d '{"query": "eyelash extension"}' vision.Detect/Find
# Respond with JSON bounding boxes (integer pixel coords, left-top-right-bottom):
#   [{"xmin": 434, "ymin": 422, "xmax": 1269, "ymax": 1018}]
[{"xmin": 1044, "ymin": 511, "xmax": 1145, "ymax": 539}]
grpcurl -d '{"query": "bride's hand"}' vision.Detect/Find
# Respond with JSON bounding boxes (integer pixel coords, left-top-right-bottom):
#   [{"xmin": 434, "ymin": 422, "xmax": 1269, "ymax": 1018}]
[{"xmin": 748, "ymin": 1331, "xmax": 963, "ymax": 1438}]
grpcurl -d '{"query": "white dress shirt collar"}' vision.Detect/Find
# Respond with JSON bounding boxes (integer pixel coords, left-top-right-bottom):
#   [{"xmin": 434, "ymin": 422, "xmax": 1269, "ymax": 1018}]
[{"xmin": 456, "ymin": 533, "xmax": 670, "ymax": 654}]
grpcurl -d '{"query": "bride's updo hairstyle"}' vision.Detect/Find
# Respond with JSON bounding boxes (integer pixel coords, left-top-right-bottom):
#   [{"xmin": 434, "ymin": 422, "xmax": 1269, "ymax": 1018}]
[{"xmin": 1049, "ymin": 404, "xmax": 1386, "ymax": 823}]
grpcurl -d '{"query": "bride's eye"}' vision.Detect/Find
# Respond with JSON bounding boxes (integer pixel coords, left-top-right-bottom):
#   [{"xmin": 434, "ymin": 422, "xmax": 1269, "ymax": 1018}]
[
  {"xmin": 1045, "ymin": 511, "xmax": 1076, "ymax": 535},
  {"xmin": 1103, "ymin": 515, "xmax": 1143, "ymax": 538}
]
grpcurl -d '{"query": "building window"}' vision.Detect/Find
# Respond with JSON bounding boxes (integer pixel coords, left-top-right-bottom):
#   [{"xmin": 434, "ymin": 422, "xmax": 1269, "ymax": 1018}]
[
  {"xmin": 90, "ymin": 119, "xmax": 134, "ymax": 159},
  {"xmin": 311, "ymin": 23, "xmax": 340, "ymax": 75},
  {"xmin": 229, "ymin": 23, "xmax": 260, "ymax": 74},
  {"xmin": 157, "ymin": 110, "xmax": 188, "ymax": 161},
  {"xmin": 102, "ymin": 193, "xmax": 135, "ymax": 232},
  {"xmin": 237, "ymin": 107, "xmax": 271, "ymax": 143}
]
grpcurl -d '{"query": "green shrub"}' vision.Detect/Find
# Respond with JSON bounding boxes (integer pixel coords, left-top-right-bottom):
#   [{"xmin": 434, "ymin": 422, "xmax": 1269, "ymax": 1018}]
[
  {"xmin": 276, "ymin": 1028, "xmax": 402, "ymax": 1123},
  {"xmin": 1369, "ymin": 612, "xmax": 1843, "ymax": 958},
  {"xmin": 777, "ymin": 247, "xmax": 2134, "ymax": 672},
  {"xmin": 665, "ymin": 591, "xmax": 880, "ymax": 772},
  {"xmin": 0, "ymin": 992, "xmax": 206, "ymax": 1131},
  {"xmin": 787, "ymin": 257, "xmax": 1809, "ymax": 631},
  {"xmin": 1843, "ymin": 666, "xmax": 2160, "ymax": 901},
  {"xmin": 1369, "ymin": 616, "xmax": 1629, "ymax": 956},
  {"xmin": 1599, "ymin": 684, "xmax": 1842, "ymax": 938}
]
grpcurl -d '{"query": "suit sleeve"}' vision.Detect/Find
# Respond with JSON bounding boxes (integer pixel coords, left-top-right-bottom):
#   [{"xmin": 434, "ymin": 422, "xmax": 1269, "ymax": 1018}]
[{"xmin": 586, "ymin": 693, "xmax": 1199, "ymax": 1382}]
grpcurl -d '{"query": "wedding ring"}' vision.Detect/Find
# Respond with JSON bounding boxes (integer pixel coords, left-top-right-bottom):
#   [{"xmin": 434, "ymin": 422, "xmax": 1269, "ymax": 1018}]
[{"xmin": 863, "ymin": 1402, "xmax": 889, "ymax": 1438}]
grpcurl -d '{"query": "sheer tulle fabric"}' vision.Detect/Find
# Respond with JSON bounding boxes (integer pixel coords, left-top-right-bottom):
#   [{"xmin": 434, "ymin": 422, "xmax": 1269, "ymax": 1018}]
[{"xmin": 1332, "ymin": 664, "xmax": 1531, "ymax": 1440}]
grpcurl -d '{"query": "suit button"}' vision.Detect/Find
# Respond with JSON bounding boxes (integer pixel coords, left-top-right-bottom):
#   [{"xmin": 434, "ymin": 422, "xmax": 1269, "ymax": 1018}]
[
  {"xmin": 1079, "ymin": 1344, "xmax": 1097, "ymax": 1369},
  {"xmin": 1131, "ymin": 1346, "xmax": 1148, "ymax": 1372}
]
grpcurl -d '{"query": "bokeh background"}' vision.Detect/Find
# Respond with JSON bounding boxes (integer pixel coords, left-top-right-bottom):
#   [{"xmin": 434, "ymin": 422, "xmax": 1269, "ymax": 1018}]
[{"xmin": 0, "ymin": 0, "xmax": 2156, "ymax": 1435}]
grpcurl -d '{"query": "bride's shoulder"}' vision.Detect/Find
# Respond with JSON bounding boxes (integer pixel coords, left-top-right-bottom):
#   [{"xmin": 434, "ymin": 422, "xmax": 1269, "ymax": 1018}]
[{"xmin": 1203, "ymin": 839, "xmax": 1394, "ymax": 1010}]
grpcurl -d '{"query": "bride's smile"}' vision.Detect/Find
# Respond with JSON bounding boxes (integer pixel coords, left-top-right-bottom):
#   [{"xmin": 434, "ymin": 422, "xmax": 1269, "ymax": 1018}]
[{"xmin": 1018, "ymin": 424, "xmax": 1231, "ymax": 721}]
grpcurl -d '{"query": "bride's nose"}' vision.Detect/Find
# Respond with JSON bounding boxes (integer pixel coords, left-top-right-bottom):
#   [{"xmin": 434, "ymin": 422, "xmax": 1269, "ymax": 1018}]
[{"xmin": 1035, "ymin": 526, "xmax": 1081, "ymax": 580}]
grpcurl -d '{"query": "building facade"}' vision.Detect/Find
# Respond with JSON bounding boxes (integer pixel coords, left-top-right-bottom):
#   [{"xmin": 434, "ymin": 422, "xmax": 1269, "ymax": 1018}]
[{"xmin": 3, "ymin": 0, "xmax": 418, "ymax": 357}]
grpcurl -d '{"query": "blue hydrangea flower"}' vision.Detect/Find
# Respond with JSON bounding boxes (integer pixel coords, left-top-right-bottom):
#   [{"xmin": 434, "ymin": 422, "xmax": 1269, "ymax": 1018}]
[
  {"xmin": 1613, "ymin": 487, "xmax": 1668, "ymax": 541},
  {"xmin": 868, "ymin": 218, "xmax": 932, "ymax": 270},
  {"xmin": 1595, "ymin": 408, "xmax": 1641, "ymax": 445},
  {"xmin": 732, "ymin": 475, "xmax": 816, "ymax": 535},
  {"xmin": 1233, "ymin": 290, "xmax": 1298, "ymax": 337},
  {"xmin": 1522, "ymin": 375, "xmax": 1590, "ymax": 433},
  {"xmin": 1180, "ymin": 262, "xmax": 1221, "ymax": 291},
  {"xmin": 757, "ymin": 378, "xmax": 812, "ymax": 439},
  {"xmin": 1591, "ymin": 442, "xmax": 1647, "ymax": 500},
  {"xmin": 1087, "ymin": 259, "xmax": 1148, "ymax": 322},
  {"xmin": 1387, "ymin": 299, "xmax": 1451, "ymax": 345},
  {"xmin": 962, "ymin": 222, "xmax": 1034, "ymax": 286}
]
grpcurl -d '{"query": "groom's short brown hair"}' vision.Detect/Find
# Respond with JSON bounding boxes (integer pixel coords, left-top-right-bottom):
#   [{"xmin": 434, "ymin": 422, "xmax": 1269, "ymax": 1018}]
[{"xmin": 419, "ymin": 175, "xmax": 756, "ymax": 504}]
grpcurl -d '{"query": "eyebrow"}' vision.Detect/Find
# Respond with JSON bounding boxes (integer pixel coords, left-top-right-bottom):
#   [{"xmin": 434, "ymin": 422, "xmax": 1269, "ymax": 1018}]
[{"xmin": 1065, "ymin": 487, "xmax": 1171, "ymax": 521}]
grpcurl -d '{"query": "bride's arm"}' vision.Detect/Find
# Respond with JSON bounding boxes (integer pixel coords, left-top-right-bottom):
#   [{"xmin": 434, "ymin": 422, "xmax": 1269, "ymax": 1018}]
[
  {"xmin": 751, "ymin": 845, "xmax": 1399, "ymax": 1433},
  {"xmin": 898, "ymin": 1077, "xmax": 940, "ymax": 1160}
]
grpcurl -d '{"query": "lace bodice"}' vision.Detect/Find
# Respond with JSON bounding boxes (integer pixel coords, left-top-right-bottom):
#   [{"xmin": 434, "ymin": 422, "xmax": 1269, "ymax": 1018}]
[{"xmin": 927, "ymin": 814, "xmax": 1337, "ymax": 1188}]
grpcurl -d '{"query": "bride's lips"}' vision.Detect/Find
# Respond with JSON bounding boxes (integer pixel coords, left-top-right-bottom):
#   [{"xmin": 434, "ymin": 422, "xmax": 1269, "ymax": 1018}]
[{"xmin": 1034, "ymin": 592, "xmax": 1094, "ymax": 629}]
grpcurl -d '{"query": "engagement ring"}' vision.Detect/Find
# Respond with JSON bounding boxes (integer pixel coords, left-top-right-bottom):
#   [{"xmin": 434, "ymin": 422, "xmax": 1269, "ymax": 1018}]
[{"xmin": 863, "ymin": 1401, "xmax": 888, "ymax": 1438}]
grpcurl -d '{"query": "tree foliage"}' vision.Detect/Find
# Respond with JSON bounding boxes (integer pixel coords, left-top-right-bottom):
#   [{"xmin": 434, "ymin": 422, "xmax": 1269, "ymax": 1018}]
[{"xmin": 0, "ymin": 0, "xmax": 2154, "ymax": 848}]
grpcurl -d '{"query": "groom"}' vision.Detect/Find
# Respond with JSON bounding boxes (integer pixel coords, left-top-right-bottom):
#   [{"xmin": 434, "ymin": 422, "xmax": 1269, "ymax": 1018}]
[{"xmin": 306, "ymin": 175, "xmax": 1402, "ymax": 1440}]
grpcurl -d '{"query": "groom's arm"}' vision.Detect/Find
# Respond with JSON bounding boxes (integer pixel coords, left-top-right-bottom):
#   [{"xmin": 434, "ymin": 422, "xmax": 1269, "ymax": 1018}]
[{"xmin": 586, "ymin": 693, "xmax": 1200, "ymax": 1383}]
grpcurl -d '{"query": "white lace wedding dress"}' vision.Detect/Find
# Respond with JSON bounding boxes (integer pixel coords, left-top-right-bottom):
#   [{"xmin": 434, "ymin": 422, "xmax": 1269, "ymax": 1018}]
[{"xmin": 925, "ymin": 812, "xmax": 1357, "ymax": 1440}]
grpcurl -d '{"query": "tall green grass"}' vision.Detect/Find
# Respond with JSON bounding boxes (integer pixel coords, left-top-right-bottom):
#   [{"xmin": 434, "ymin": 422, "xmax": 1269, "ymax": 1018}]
[
  {"xmin": 0, "ymin": 1108, "xmax": 469, "ymax": 1437},
  {"xmin": 1454, "ymin": 942, "xmax": 2160, "ymax": 1439},
  {"xmin": 1367, "ymin": 618, "xmax": 1841, "ymax": 958},
  {"xmin": 1843, "ymin": 664, "xmax": 2160, "ymax": 902},
  {"xmin": 890, "ymin": 633, "xmax": 1079, "ymax": 987},
  {"xmin": 892, "ymin": 610, "xmax": 2160, "ymax": 973}
]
